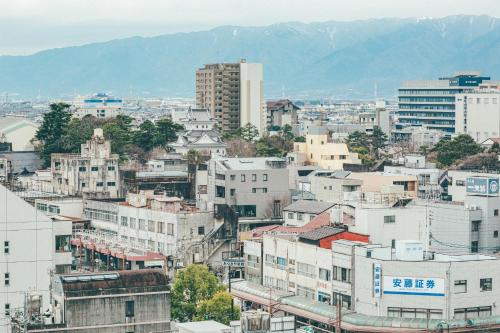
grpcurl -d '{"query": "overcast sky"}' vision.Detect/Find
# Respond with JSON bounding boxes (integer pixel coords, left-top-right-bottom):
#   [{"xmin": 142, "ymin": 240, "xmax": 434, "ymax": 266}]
[{"xmin": 1, "ymin": 0, "xmax": 499, "ymax": 55}]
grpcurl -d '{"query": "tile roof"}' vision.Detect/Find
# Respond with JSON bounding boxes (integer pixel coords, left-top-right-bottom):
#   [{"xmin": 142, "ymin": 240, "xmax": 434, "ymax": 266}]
[
  {"xmin": 298, "ymin": 226, "xmax": 345, "ymax": 241},
  {"xmin": 252, "ymin": 210, "xmax": 332, "ymax": 238}
]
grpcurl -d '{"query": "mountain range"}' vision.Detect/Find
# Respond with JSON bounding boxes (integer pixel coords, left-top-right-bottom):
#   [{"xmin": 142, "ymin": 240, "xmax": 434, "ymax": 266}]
[{"xmin": 1, "ymin": 15, "xmax": 500, "ymax": 100}]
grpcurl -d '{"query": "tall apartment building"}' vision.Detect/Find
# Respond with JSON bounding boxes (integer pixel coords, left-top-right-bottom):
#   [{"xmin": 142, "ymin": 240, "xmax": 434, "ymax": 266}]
[
  {"xmin": 1, "ymin": 184, "xmax": 72, "ymax": 331},
  {"xmin": 196, "ymin": 60, "xmax": 265, "ymax": 135},
  {"xmin": 455, "ymin": 88, "xmax": 500, "ymax": 142},
  {"xmin": 51, "ymin": 128, "xmax": 120, "ymax": 198},
  {"xmin": 396, "ymin": 71, "xmax": 490, "ymax": 134}
]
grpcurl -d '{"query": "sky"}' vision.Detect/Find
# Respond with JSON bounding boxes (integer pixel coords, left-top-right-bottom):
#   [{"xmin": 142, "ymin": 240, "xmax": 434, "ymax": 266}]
[{"xmin": 1, "ymin": 0, "xmax": 500, "ymax": 55}]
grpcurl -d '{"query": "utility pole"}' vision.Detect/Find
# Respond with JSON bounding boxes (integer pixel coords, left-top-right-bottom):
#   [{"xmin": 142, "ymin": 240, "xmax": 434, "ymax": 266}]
[{"xmin": 335, "ymin": 301, "xmax": 341, "ymax": 333}]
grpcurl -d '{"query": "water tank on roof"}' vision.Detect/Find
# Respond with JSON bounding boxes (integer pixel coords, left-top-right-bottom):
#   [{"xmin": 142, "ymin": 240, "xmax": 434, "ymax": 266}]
[{"xmin": 395, "ymin": 240, "xmax": 424, "ymax": 261}]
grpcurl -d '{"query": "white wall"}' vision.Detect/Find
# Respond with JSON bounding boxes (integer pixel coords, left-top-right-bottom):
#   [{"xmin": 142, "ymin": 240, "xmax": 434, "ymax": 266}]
[
  {"xmin": 239, "ymin": 62, "xmax": 265, "ymax": 135},
  {"xmin": 455, "ymin": 92, "xmax": 500, "ymax": 142}
]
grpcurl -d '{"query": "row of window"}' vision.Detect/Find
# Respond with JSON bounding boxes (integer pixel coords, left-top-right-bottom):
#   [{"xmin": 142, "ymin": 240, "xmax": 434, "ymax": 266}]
[
  {"xmin": 84, "ymin": 208, "xmax": 118, "ymax": 223},
  {"xmin": 454, "ymin": 278, "xmax": 493, "ymax": 293},
  {"xmin": 36, "ymin": 203, "xmax": 61, "ymax": 214},
  {"xmin": 120, "ymin": 216, "xmax": 175, "ymax": 235},
  {"xmin": 228, "ymin": 173, "xmax": 268, "ymax": 182},
  {"xmin": 79, "ymin": 166, "xmax": 116, "ymax": 172},
  {"xmin": 287, "ymin": 212, "xmax": 314, "ymax": 222}
]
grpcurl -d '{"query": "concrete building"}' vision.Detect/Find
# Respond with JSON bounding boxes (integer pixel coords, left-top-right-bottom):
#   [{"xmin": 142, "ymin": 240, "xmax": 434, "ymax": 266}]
[
  {"xmin": 73, "ymin": 92, "xmax": 123, "ymax": 118},
  {"xmin": 290, "ymin": 133, "xmax": 361, "ymax": 170},
  {"xmin": 266, "ymin": 99, "xmax": 299, "ymax": 129},
  {"xmin": 309, "ymin": 170, "xmax": 362, "ymax": 203},
  {"xmin": 375, "ymin": 100, "xmax": 392, "ymax": 135},
  {"xmin": 282, "ymin": 200, "xmax": 335, "ymax": 227},
  {"xmin": 397, "ymin": 71, "xmax": 491, "ymax": 134},
  {"xmin": 11, "ymin": 269, "xmax": 171, "ymax": 333},
  {"xmin": 206, "ymin": 157, "xmax": 290, "ymax": 229},
  {"xmin": 51, "ymin": 128, "xmax": 120, "ymax": 198},
  {"xmin": 1, "ymin": 184, "xmax": 72, "ymax": 331},
  {"xmin": 0, "ymin": 116, "xmax": 39, "ymax": 151},
  {"xmin": 445, "ymin": 170, "xmax": 498, "ymax": 202},
  {"xmin": 84, "ymin": 190, "xmax": 215, "ymax": 265},
  {"xmin": 384, "ymin": 164, "xmax": 441, "ymax": 199},
  {"xmin": 391, "ymin": 125, "xmax": 446, "ymax": 147},
  {"xmin": 196, "ymin": 60, "xmax": 265, "ymax": 134},
  {"xmin": 455, "ymin": 89, "xmax": 500, "ymax": 142}
]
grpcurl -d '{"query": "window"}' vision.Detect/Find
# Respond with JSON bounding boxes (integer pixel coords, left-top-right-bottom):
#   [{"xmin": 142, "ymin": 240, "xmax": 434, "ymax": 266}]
[
  {"xmin": 472, "ymin": 220, "xmax": 481, "ymax": 232},
  {"xmin": 108, "ymin": 166, "xmax": 115, "ymax": 171},
  {"xmin": 455, "ymin": 180, "xmax": 465, "ymax": 186},
  {"xmin": 230, "ymin": 174, "xmax": 235, "ymax": 181},
  {"xmin": 230, "ymin": 189, "xmax": 235, "ymax": 196},
  {"xmin": 125, "ymin": 300, "xmax": 135, "ymax": 317},
  {"xmin": 215, "ymin": 185, "xmax": 225, "ymax": 198},
  {"xmin": 167, "ymin": 223, "xmax": 174, "ymax": 236},
  {"xmin": 96, "ymin": 182, "xmax": 104, "ymax": 187},
  {"xmin": 148, "ymin": 220, "xmax": 155, "ymax": 232},
  {"xmin": 48, "ymin": 205, "xmax": 60, "ymax": 214},
  {"xmin": 121, "ymin": 216, "xmax": 128, "ymax": 227},
  {"xmin": 454, "ymin": 306, "xmax": 492, "ymax": 319},
  {"xmin": 333, "ymin": 266, "xmax": 351, "ymax": 283},
  {"xmin": 262, "ymin": 188, "xmax": 268, "ymax": 193},
  {"xmin": 252, "ymin": 188, "xmax": 256, "ymax": 193},
  {"xmin": 471, "ymin": 241, "xmax": 479, "ymax": 253},
  {"xmin": 318, "ymin": 292, "xmax": 331, "ymax": 304},
  {"xmin": 4, "ymin": 241, "xmax": 9, "ymax": 254},
  {"xmin": 107, "ymin": 182, "xmax": 116, "ymax": 186},
  {"xmin": 79, "ymin": 166, "xmax": 86, "ymax": 172},
  {"xmin": 265, "ymin": 254, "xmax": 275, "ymax": 265},
  {"xmin": 91, "ymin": 166, "xmax": 98, "ymax": 171},
  {"xmin": 297, "ymin": 262, "xmax": 316, "ymax": 278},
  {"xmin": 287, "ymin": 212, "xmax": 294, "ymax": 219},
  {"xmin": 36, "ymin": 203, "xmax": 47, "ymax": 211},
  {"xmin": 297, "ymin": 213, "xmax": 303, "ymax": 221},
  {"xmin": 480, "ymin": 278, "xmax": 492, "ymax": 291},
  {"xmin": 252, "ymin": 174, "xmax": 257, "ymax": 182},
  {"xmin": 333, "ymin": 293, "xmax": 352, "ymax": 310},
  {"xmin": 4, "ymin": 303, "xmax": 10, "ymax": 316},
  {"xmin": 129, "ymin": 218, "xmax": 136, "ymax": 229},
  {"xmin": 198, "ymin": 226, "xmax": 205, "ymax": 235},
  {"xmin": 241, "ymin": 174, "xmax": 246, "ymax": 182},
  {"xmin": 157, "ymin": 221, "xmax": 165, "ymax": 234},
  {"xmin": 55, "ymin": 235, "xmax": 71, "ymax": 252},
  {"xmin": 81, "ymin": 182, "xmax": 86, "ymax": 188},
  {"xmin": 139, "ymin": 219, "xmax": 146, "ymax": 230},
  {"xmin": 494, "ymin": 231, "xmax": 499, "ymax": 238},
  {"xmin": 319, "ymin": 268, "xmax": 331, "ymax": 281},
  {"xmin": 235, "ymin": 205, "xmax": 256, "ymax": 217},
  {"xmin": 384, "ymin": 215, "xmax": 396, "ymax": 223},
  {"xmin": 297, "ymin": 285, "xmax": 315, "ymax": 300},
  {"xmin": 276, "ymin": 257, "xmax": 287, "ymax": 268},
  {"xmin": 495, "ymin": 209, "xmax": 499, "ymax": 217},
  {"xmin": 454, "ymin": 280, "xmax": 467, "ymax": 293},
  {"xmin": 4, "ymin": 273, "xmax": 9, "ymax": 286},
  {"xmin": 263, "ymin": 174, "xmax": 268, "ymax": 181}
]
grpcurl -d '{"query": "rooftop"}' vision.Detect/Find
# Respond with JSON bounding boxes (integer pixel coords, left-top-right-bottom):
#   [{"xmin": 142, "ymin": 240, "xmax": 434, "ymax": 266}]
[
  {"xmin": 216, "ymin": 157, "xmax": 286, "ymax": 170},
  {"xmin": 283, "ymin": 200, "xmax": 334, "ymax": 214},
  {"xmin": 298, "ymin": 226, "xmax": 345, "ymax": 241}
]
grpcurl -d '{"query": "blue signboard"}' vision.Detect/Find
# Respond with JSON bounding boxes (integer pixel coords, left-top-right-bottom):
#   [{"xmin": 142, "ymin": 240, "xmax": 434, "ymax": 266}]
[{"xmin": 466, "ymin": 177, "xmax": 499, "ymax": 196}]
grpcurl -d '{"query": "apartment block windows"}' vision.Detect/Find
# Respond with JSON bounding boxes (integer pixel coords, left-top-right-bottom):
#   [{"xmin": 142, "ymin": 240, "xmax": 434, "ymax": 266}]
[
  {"xmin": 472, "ymin": 220, "xmax": 481, "ymax": 232},
  {"xmin": 384, "ymin": 215, "xmax": 396, "ymax": 223},
  {"xmin": 91, "ymin": 166, "xmax": 99, "ymax": 171},
  {"xmin": 252, "ymin": 174, "xmax": 257, "ymax": 182},
  {"xmin": 276, "ymin": 256, "xmax": 287, "ymax": 268},
  {"xmin": 263, "ymin": 174, "xmax": 268, "ymax": 181},
  {"xmin": 471, "ymin": 241, "xmax": 479, "ymax": 253},
  {"xmin": 78, "ymin": 166, "xmax": 86, "ymax": 172},
  {"xmin": 454, "ymin": 280, "xmax": 467, "ymax": 294},
  {"xmin": 121, "ymin": 216, "xmax": 128, "ymax": 227},
  {"xmin": 4, "ymin": 303, "xmax": 10, "ymax": 316},
  {"xmin": 4, "ymin": 273, "xmax": 10, "ymax": 286},
  {"xmin": 297, "ymin": 262, "xmax": 316, "ymax": 278},
  {"xmin": 241, "ymin": 174, "xmax": 246, "ymax": 182},
  {"xmin": 55, "ymin": 235, "xmax": 71, "ymax": 252},
  {"xmin": 495, "ymin": 209, "xmax": 499, "ymax": 217},
  {"xmin": 198, "ymin": 226, "xmax": 205, "ymax": 235},
  {"xmin": 494, "ymin": 230, "xmax": 499, "ymax": 238},
  {"xmin": 333, "ymin": 266, "xmax": 351, "ymax": 283},
  {"xmin": 108, "ymin": 166, "xmax": 115, "ymax": 171},
  {"xmin": 4, "ymin": 241, "xmax": 9, "ymax": 254},
  {"xmin": 454, "ymin": 306, "xmax": 492, "ymax": 320},
  {"xmin": 480, "ymin": 278, "xmax": 492, "ymax": 291},
  {"xmin": 319, "ymin": 268, "xmax": 331, "ymax": 282},
  {"xmin": 125, "ymin": 300, "xmax": 135, "ymax": 317}
]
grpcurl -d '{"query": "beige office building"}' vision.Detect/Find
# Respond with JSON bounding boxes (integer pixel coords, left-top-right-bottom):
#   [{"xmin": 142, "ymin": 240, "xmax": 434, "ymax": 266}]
[{"xmin": 196, "ymin": 60, "xmax": 265, "ymax": 135}]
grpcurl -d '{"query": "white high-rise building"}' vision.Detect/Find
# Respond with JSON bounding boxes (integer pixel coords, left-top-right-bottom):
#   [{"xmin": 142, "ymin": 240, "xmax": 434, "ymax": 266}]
[
  {"xmin": 239, "ymin": 61, "xmax": 265, "ymax": 135},
  {"xmin": 0, "ymin": 184, "xmax": 72, "ymax": 332},
  {"xmin": 455, "ymin": 89, "xmax": 500, "ymax": 142}
]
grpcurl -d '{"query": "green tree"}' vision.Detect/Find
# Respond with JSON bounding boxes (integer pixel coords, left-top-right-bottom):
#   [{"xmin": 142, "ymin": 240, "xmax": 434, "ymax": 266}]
[
  {"xmin": 102, "ymin": 115, "xmax": 133, "ymax": 159},
  {"xmin": 489, "ymin": 142, "xmax": 500, "ymax": 154},
  {"xmin": 239, "ymin": 123, "xmax": 259, "ymax": 142},
  {"xmin": 294, "ymin": 136, "xmax": 306, "ymax": 143},
  {"xmin": 61, "ymin": 115, "xmax": 105, "ymax": 153},
  {"xmin": 431, "ymin": 134, "xmax": 483, "ymax": 167},
  {"xmin": 171, "ymin": 265, "xmax": 225, "ymax": 322},
  {"xmin": 35, "ymin": 102, "xmax": 72, "ymax": 167},
  {"xmin": 280, "ymin": 124, "xmax": 294, "ymax": 141},
  {"xmin": 370, "ymin": 126, "xmax": 388, "ymax": 159},
  {"xmin": 255, "ymin": 135, "xmax": 292, "ymax": 157},
  {"xmin": 133, "ymin": 120, "xmax": 158, "ymax": 152},
  {"xmin": 346, "ymin": 131, "xmax": 369, "ymax": 149},
  {"xmin": 155, "ymin": 118, "xmax": 184, "ymax": 149},
  {"xmin": 194, "ymin": 291, "xmax": 240, "ymax": 325}
]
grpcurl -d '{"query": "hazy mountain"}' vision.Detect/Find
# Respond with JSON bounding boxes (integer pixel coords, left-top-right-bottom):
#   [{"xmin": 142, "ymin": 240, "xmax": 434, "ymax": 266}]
[{"xmin": 1, "ymin": 15, "xmax": 499, "ymax": 100}]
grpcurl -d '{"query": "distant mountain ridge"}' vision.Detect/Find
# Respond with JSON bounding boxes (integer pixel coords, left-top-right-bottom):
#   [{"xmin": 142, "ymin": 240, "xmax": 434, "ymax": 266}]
[{"xmin": 1, "ymin": 15, "xmax": 500, "ymax": 99}]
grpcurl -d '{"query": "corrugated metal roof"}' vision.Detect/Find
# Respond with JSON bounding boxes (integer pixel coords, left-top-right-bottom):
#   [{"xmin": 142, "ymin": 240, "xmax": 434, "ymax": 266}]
[
  {"xmin": 298, "ymin": 226, "xmax": 344, "ymax": 241},
  {"xmin": 283, "ymin": 200, "xmax": 334, "ymax": 214}
]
